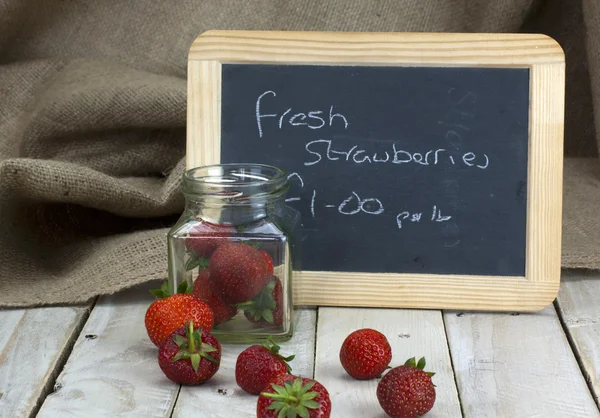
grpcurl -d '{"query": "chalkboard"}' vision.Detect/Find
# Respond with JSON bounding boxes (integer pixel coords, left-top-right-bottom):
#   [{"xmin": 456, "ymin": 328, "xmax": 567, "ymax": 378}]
[
  {"xmin": 219, "ymin": 64, "xmax": 530, "ymax": 277},
  {"xmin": 187, "ymin": 30, "xmax": 565, "ymax": 311}
]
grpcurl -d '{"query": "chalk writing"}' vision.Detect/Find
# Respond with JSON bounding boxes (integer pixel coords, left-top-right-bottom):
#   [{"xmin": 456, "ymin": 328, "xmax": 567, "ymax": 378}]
[
  {"xmin": 338, "ymin": 192, "xmax": 384, "ymax": 216},
  {"xmin": 286, "ymin": 173, "xmax": 452, "ymax": 231},
  {"xmin": 255, "ymin": 90, "xmax": 348, "ymax": 138},
  {"xmin": 254, "ymin": 86, "xmax": 491, "ymax": 246},
  {"xmin": 304, "ymin": 139, "xmax": 489, "ymax": 169}
]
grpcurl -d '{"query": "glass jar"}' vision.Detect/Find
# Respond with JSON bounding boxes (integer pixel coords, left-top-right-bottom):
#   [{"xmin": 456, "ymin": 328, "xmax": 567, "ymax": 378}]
[{"xmin": 167, "ymin": 163, "xmax": 300, "ymax": 343}]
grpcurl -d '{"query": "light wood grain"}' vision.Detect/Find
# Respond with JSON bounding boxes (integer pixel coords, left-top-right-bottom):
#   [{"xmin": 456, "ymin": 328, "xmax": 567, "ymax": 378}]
[
  {"xmin": 186, "ymin": 60, "xmax": 221, "ymax": 171},
  {"xmin": 314, "ymin": 307, "xmax": 461, "ymax": 418},
  {"xmin": 172, "ymin": 308, "xmax": 317, "ymax": 418},
  {"xmin": 556, "ymin": 270, "xmax": 600, "ymax": 407},
  {"xmin": 186, "ymin": 30, "xmax": 565, "ymax": 311},
  {"xmin": 444, "ymin": 304, "xmax": 600, "ymax": 417},
  {"xmin": 293, "ymin": 272, "xmax": 558, "ymax": 311},
  {"xmin": 189, "ymin": 31, "xmax": 564, "ymax": 66},
  {"xmin": 0, "ymin": 306, "xmax": 89, "ymax": 418},
  {"xmin": 526, "ymin": 62, "xmax": 565, "ymax": 284},
  {"xmin": 36, "ymin": 284, "xmax": 179, "ymax": 418}
]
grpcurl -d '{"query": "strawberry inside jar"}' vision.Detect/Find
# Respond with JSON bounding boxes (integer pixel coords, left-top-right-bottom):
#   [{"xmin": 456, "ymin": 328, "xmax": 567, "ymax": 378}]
[{"xmin": 166, "ymin": 163, "xmax": 300, "ymax": 344}]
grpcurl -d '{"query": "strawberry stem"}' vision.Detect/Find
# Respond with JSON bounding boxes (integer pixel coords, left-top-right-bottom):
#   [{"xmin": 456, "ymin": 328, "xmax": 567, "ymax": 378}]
[
  {"xmin": 261, "ymin": 378, "xmax": 320, "ymax": 417},
  {"xmin": 261, "ymin": 337, "xmax": 295, "ymax": 373},
  {"xmin": 187, "ymin": 321, "xmax": 195, "ymax": 352},
  {"xmin": 262, "ymin": 393, "xmax": 299, "ymax": 402}
]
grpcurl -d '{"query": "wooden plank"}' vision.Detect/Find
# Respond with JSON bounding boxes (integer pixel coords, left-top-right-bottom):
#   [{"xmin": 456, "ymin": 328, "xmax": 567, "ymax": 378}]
[
  {"xmin": 36, "ymin": 284, "xmax": 180, "ymax": 418},
  {"xmin": 556, "ymin": 270, "xmax": 600, "ymax": 407},
  {"xmin": 187, "ymin": 29, "xmax": 564, "ymax": 312},
  {"xmin": 172, "ymin": 308, "xmax": 317, "ymax": 418},
  {"xmin": 444, "ymin": 304, "xmax": 600, "ymax": 417},
  {"xmin": 314, "ymin": 307, "xmax": 461, "ymax": 418},
  {"xmin": 0, "ymin": 306, "xmax": 89, "ymax": 418}
]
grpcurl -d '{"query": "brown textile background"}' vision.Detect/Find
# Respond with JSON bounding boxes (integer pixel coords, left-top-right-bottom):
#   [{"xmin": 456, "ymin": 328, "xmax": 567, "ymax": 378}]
[{"xmin": 0, "ymin": 0, "xmax": 598, "ymax": 307}]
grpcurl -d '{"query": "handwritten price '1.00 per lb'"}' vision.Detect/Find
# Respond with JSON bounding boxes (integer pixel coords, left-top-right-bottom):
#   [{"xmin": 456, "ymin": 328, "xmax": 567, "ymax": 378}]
[{"xmin": 286, "ymin": 173, "xmax": 452, "ymax": 232}]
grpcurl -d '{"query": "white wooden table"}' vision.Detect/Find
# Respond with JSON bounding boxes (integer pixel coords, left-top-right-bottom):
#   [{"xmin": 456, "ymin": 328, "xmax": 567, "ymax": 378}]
[{"xmin": 1, "ymin": 270, "xmax": 599, "ymax": 418}]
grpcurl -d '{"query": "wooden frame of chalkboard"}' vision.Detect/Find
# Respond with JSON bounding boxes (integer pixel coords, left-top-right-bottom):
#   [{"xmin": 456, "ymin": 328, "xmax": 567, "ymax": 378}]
[{"xmin": 186, "ymin": 30, "xmax": 565, "ymax": 312}]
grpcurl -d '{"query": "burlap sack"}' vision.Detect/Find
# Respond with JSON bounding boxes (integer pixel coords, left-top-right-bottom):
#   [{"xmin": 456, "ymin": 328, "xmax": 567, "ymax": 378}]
[{"xmin": 0, "ymin": 0, "xmax": 599, "ymax": 307}]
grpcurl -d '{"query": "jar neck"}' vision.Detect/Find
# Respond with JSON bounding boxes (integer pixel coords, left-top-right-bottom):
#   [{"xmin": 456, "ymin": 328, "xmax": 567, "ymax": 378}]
[
  {"xmin": 185, "ymin": 199, "xmax": 283, "ymax": 225},
  {"xmin": 182, "ymin": 164, "xmax": 289, "ymax": 226}
]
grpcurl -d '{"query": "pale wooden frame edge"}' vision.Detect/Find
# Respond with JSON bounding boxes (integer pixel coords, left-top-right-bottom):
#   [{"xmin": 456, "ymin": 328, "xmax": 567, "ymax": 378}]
[{"xmin": 186, "ymin": 31, "xmax": 565, "ymax": 311}]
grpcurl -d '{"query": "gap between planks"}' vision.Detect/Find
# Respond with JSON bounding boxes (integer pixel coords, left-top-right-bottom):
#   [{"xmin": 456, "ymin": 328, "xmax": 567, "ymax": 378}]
[
  {"xmin": 314, "ymin": 307, "xmax": 462, "ymax": 418},
  {"xmin": 35, "ymin": 280, "xmax": 317, "ymax": 418},
  {"xmin": 0, "ymin": 301, "xmax": 93, "ymax": 418},
  {"xmin": 555, "ymin": 269, "xmax": 600, "ymax": 410},
  {"xmin": 443, "ymin": 285, "xmax": 600, "ymax": 418},
  {"xmin": 36, "ymin": 282, "xmax": 182, "ymax": 418},
  {"xmin": 171, "ymin": 309, "xmax": 317, "ymax": 418}
]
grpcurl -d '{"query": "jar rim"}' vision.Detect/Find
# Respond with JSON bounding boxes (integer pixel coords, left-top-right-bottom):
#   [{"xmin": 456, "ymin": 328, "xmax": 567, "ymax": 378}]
[
  {"xmin": 182, "ymin": 163, "xmax": 289, "ymax": 204},
  {"xmin": 184, "ymin": 163, "xmax": 287, "ymax": 187}
]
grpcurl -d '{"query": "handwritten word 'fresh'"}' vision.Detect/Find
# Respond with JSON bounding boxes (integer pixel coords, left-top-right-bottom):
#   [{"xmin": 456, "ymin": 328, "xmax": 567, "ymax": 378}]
[
  {"xmin": 304, "ymin": 139, "xmax": 489, "ymax": 169},
  {"xmin": 255, "ymin": 90, "xmax": 349, "ymax": 138}
]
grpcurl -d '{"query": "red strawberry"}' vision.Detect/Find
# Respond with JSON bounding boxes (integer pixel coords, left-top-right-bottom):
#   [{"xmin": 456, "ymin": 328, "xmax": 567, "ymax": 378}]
[
  {"xmin": 193, "ymin": 269, "xmax": 238, "ymax": 326},
  {"xmin": 376, "ymin": 357, "xmax": 436, "ymax": 418},
  {"xmin": 239, "ymin": 276, "xmax": 283, "ymax": 327},
  {"xmin": 210, "ymin": 242, "xmax": 269, "ymax": 304},
  {"xmin": 235, "ymin": 337, "xmax": 295, "ymax": 394},
  {"xmin": 145, "ymin": 281, "xmax": 214, "ymax": 346},
  {"xmin": 259, "ymin": 250, "xmax": 274, "ymax": 275},
  {"xmin": 339, "ymin": 328, "xmax": 392, "ymax": 380},
  {"xmin": 158, "ymin": 321, "xmax": 221, "ymax": 385},
  {"xmin": 184, "ymin": 222, "xmax": 235, "ymax": 259},
  {"xmin": 257, "ymin": 374, "xmax": 331, "ymax": 418}
]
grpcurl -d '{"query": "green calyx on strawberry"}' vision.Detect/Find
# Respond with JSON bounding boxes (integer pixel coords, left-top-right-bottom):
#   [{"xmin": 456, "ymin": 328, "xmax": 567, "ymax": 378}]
[
  {"xmin": 376, "ymin": 356, "xmax": 436, "ymax": 418},
  {"xmin": 237, "ymin": 277, "xmax": 282, "ymax": 326},
  {"xmin": 150, "ymin": 280, "xmax": 193, "ymax": 298},
  {"xmin": 158, "ymin": 320, "xmax": 222, "ymax": 385},
  {"xmin": 185, "ymin": 255, "xmax": 210, "ymax": 272},
  {"xmin": 404, "ymin": 356, "xmax": 435, "ymax": 378},
  {"xmin": 171, "ymin": 321, "xmax": 218, "ymax": 372},
  {"xmin": 145, "ymin": 280, "xmax": 215, "ymax": 347},
  {"xmin": 262, "ymin": 337, "xmax": 295, "ymax": 373},
  {"xmin": 235, "ymin": 337, "xmax": 296, "ymax": 395},
  {"xmin": 261, "ymin": 377, "xmax": 322, "ymax": 418}
]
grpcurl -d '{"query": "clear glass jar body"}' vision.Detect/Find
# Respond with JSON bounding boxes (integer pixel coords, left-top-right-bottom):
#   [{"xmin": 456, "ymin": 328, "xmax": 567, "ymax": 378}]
[{"xmin": 167, "ymin": 164, "xmax": 300, "ymax": 343}]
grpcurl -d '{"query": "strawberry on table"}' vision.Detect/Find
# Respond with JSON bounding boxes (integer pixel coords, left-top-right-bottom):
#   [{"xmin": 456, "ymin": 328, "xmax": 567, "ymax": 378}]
[
  {"xmin": 145, "ymin": 281, "xmax": 214, "ymax": 346},
  {"xmin": 376, "ymin": 357, "xmax": 436, "ymax": 418},
  {"xmin": 235, "ymin": 337, "xmax": 295, "ymax": 395},
  {"xmin": 257, "ymin": 374, "xmax": 331, "ymax": 418},
  {"xmin": 158, "ymin": 321, "xmax": 221, "ymax": 385},
  {"xmin": 339, "ymin": 328, "xmax": 392, "ymax": 380},
  {"xmin": 184, "ymin": 222, "xmax": 235, "ymax": 259},
  {"xmin": 210, "ymin": 242, "xmax": 270, "ymax": 304},
  {"xmin": 192, "ymin": 269, "xmax": 238, "ymax": 326},
  {"xmin": 239, "ymin": 276, "xmax": 283, "ymax": 327}
]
